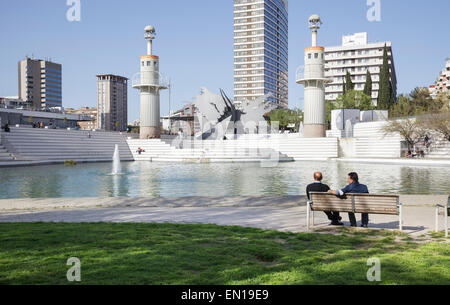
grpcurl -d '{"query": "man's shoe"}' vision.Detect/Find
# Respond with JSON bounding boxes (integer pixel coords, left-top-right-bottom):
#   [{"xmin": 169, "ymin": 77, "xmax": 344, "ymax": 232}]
[
  {"xmin": 331, "ymin": 221, "xmax": 344, "ymax": 226},
  {"xmin": 361, "ymin": 224, "xmax": 369, "ymax": 228}
]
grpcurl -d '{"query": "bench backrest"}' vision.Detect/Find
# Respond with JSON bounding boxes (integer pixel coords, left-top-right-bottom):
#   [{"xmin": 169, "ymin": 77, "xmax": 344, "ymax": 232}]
[{"xmin": 310, "ymin": 192, "xmax": 400, "ymax": 215}]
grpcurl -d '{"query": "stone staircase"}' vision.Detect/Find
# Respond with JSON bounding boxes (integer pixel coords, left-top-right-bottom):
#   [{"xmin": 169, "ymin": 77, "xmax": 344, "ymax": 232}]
[
  {"xmin": 0, "ymin": 143, "xmax": 15, "ymax": 162},
  {"xmin": 2, "ymin": 127, "xmax": 134, "ymax": 163},
  {"xmin": 128, "ymin": 134, "xmax": 339, "ymax": 162},
  {"xmin": 127, "ymin": 139, "xmax": 293, "ymax": 163},
  {"xmin": 415, "ymin": 139, "xmax": 450, "ymax": 159}
]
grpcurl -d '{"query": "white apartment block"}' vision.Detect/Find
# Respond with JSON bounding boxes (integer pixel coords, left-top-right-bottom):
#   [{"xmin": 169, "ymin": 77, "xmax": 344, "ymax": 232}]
[
  {"xmin": 233, "ymin": 0, "xmax": 289, "ymax": 109},
  {"xmin": 324, "ymin": 32, "xmax": 397, "ymax": 106},
  {"xmin": 429, "ymin": 58, "xmax": 450, "ymax": 99}
]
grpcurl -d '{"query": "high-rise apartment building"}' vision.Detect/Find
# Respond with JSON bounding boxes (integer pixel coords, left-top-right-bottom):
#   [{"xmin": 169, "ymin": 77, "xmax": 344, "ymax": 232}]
[
  {"xmin": 429, "ymin": 58, "xmax": 450, "ymax": 99},
  {"xmin": 18, "ymin": 57, "xmax": 62, "ymax": 110},
  {"xmin": 324, "ymin": 32, "xmax": 397, "ymax": 106},
  {"xmin": 97, "ymin": 74, "xmax": 128, "ymax": 132},
  {"xmin": 233, "ymin": 0, "xmax": 288, "ymax": 109}
]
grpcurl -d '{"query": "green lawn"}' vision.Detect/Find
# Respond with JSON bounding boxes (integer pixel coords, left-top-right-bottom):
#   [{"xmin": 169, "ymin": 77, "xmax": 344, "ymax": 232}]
[{"xmin": 0, "ymin": 223, "xmax": 449, "ymax": 285}]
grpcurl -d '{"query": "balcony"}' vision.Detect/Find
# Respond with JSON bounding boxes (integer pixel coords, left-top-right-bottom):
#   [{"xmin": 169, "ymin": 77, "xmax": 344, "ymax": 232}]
[{"xmin": 132, "ymin": 72, "xmax": 169, "ymax": 89}]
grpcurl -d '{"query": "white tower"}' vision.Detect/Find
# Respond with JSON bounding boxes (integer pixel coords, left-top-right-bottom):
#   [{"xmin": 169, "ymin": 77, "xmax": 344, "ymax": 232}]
[
  {"xmin": 133, "ymin": 25, "xmax": 168, "ymax": 139},
  {"xmin": 296, "ymin": 15, "xmax": 331, "ymax": 138}
]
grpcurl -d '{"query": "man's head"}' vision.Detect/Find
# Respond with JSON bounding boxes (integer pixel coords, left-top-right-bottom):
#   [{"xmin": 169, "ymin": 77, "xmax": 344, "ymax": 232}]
[
  {"xmin": 314, "ymin": 172, "xmax": 323, "ymax": 182},
  {"xmin": 348, "ymin": 172, "xmax": 359, "ymax": 184}
]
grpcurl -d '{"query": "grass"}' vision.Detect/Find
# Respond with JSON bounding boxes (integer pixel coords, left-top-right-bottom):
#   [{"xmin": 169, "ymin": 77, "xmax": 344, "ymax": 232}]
[{"xmin": 0, "ymin": 223, "xmax": 449, "ymax": 285}]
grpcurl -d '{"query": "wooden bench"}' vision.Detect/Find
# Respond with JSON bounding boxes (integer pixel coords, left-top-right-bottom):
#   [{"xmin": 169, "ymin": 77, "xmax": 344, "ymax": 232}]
[
  {"xmin": 307, "ymin": 192, "xmax": 403, "ymax": 231},
  {"xmin": 435, "ymin": 196, "xmax": 449, "ymax": 237}
]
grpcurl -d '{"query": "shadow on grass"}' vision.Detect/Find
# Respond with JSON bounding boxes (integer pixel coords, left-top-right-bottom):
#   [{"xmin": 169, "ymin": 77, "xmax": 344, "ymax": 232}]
[{"xmin": 0, "ymin": 223, "xmax": 449, "ymax": 285}]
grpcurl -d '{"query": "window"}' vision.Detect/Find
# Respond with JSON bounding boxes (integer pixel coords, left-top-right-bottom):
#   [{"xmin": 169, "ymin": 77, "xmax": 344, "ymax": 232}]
[
  {"xmin": 314, "ymin": 53, "xmax": 318, "ymax": 59},
  {"xmin": 308, "ymin": 54, "xmax": 311, "ymax": 59},
  {"xmin": 147, "ymin": 61, "xmax": 151, "ymax": 66}
]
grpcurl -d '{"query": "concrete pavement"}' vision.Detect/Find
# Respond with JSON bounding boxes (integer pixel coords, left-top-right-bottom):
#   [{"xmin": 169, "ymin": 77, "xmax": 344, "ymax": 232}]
[{"xmin": 0, "ymin": 204, "xmax": 446, "ymax": 237}]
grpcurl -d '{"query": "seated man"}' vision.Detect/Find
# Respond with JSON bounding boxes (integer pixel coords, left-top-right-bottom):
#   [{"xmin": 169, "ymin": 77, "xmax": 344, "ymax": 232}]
[
  {"xmin": 328, "ymin": 172, "xmax": 370, "ymax": 228},
  {"xmin": 306, "ymin": 172, "xmax": 343, "ymax": 226}
]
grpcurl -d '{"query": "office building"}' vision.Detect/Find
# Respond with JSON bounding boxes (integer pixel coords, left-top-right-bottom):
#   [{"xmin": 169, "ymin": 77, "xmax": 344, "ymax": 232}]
[
  {"xmin": 429, "ymin": 58, "xmax": 450, "ymax": 99},
  {"xmin": 233, "ymin": 0, "xmax": 288, "ymax": 109},
  {"xmin": 18, "ymin": 57, "xmax": 62, "ymax": 110},
  {"xmin": 324, "ymin": 32, "xmax": 397, "ymax": 105},
  {"xmin": 97, "ymin": 74, "xmax": 128, "ymax": 132}
]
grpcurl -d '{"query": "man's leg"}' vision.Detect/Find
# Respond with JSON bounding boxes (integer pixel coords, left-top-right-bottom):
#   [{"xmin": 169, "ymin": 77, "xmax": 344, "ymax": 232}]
[
  {"xmin": 324, "ymin": 211, "xmax": 334, "ymax": 221},
  {"xmin": 361, "ymin": 213, "xmax": 369, "ymax": 226},
  {"xmin": 332, "ymin": 212, "xmax": 341, "ymax": 221},
  {"xmin": 348, "ymin": 213, "xmax": 357, "ymax": 227}
]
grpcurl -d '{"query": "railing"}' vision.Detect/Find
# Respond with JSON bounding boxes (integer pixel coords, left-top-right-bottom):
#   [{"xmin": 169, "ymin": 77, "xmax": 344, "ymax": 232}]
[
  {"xmin": 295, "ymin": 65, "xmax": 305, "ymax": 82},
  {"xmin": 132, "ymin": 72, "xmax": 169, "ymax": 88}
]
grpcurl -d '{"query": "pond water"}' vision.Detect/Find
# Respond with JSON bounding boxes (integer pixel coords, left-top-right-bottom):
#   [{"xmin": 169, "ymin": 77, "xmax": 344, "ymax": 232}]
[{"xmin": 0, "ymin": 161, "xmax": 449, "ymax": 199}]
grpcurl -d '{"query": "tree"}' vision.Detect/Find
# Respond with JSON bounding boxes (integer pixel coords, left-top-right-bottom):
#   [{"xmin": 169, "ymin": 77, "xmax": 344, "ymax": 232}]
[
  {"xmin": 345, "ymin": 71, "xmax": 354, "ymax": 93},
  {"xmin": 383, "ymin": 118, "xmax": 427, "ymax": 150},
  {"xmin": 342, "ymin": 80, "xmax": 346, "ymax": 95},
  {"xmin": 268, "ymin": 109, "xmax": 303, "ymax": 132},
  {"xmin": 389, "ymin": 95, "xmax": 423, "ymax": 118},
  {"xmin": 363, "ymin": 70, "xmax": 372, "ymax": 97},
  {"xmin": 409, "ymin": 87, "xmax": 433, "ymax": 110},
  {"xmin": 419, "ymin": 111, "xmax": 450, "ymax": 142},
  {"xmin": 335, "ymin": 90, "xmax": 374, "ymax": 110},
  {"xmin": 325, "ymin": 100, "xmax": 337, "ymax": 129},
  {"xmin": 378, "ymin": 45, "xmax": 393, "ymax": 110}
]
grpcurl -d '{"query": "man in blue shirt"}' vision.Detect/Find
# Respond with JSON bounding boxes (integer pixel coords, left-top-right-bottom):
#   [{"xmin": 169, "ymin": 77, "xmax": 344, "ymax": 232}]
[{"xmin": 328, "ymin": 172, "xmax": 370, "ymax": 228}]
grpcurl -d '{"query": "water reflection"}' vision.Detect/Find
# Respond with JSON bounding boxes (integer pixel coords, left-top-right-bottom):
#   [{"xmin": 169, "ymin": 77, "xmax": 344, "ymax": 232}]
[{"xmin": 0, "ymin": 161, "xmax": 449, "ymax": 199}]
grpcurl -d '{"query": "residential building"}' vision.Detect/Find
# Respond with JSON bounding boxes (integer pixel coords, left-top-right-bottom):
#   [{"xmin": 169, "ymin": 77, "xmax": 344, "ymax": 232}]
[
  {"xmin": 18, "ymin": 57, "xmax": 62, "ymax": 110},
  {"xmin": 324, "ymin": 32, "xmax": 397, "ymax": 106},
  {"xmin": 429, "ymin": 58, "xmax": 450, "ymax": 99},
  {"xmin": 233, "ymin": 0, "xmax": 288, "ymax": 109},
  {"xmin": 162, "ymin": 103, "xmax": 195, "ymax": 135},
  {"xmin": 96, "ymin": 74, "xmax": 128, "ymax": 132},
  {"xmin": 0, "ymin": 96, "xmax": 30, "ymax": 109},
  {"xmin": 65, "ymin": 107, "xmax": 97, "ymax": 130}
]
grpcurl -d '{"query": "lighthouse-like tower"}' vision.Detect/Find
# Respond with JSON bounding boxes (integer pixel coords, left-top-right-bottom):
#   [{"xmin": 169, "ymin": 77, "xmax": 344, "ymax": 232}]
[
  {"xmin": 296, "ymin": 15, "xmax": 331, "ymax": 138},
  {"xmin": 133, "ymin": 25, "xmax": 167, "ymax": 139}
]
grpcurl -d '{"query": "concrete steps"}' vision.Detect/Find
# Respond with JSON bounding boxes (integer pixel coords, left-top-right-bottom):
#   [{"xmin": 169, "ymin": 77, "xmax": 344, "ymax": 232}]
[
  {"xmin": 0, "ymin": 134, "xmax": 15, "ymax": 162},
  {"xmin": 128, "ymin": 137, "xmax": 337, "ymax": 162},
  {"xmin": 3, "ymin": 128, "xmax": 134, "ymax": 162},
  {"xmin": 127, "ymin": 139, "xmax": 294, "ymax": 162}
]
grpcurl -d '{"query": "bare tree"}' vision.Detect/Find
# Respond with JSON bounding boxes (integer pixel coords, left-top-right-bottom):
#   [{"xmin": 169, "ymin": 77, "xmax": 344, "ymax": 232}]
[
  {"xmin": 420, "ymin": 111, "xmax": 450, "ymax": 142},
  {"xmin": 383, "ymin": 118, "xmax": 427, "ymax": 149}
]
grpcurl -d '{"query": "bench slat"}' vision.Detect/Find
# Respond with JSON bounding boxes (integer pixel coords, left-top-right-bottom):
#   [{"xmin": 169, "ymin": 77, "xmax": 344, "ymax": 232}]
[{"xmin": 309, "ymin": 192, "xmax": 400, "ymax": 215}]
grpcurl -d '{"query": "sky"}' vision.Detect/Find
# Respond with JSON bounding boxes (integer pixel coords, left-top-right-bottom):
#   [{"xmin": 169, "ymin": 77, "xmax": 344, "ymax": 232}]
[{"xmin": 0, "ymin": 0, "xmax": 449, "ymax": 122}]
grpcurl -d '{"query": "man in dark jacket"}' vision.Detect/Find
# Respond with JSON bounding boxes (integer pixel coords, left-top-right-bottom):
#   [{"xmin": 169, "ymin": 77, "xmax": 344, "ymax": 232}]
[
  {"xmin": 328, "ymin": 172, "xmax": 370, "ymax": 228},
  {"xmin": 306, "ymin": 172, "xmax": 343, "ymax": 226}
]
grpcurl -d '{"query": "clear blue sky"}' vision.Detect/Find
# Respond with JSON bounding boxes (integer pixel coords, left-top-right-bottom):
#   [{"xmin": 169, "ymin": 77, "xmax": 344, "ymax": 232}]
[{"xmin": 0, "ymin": 0, "xmax": 449, "ymax": 121}]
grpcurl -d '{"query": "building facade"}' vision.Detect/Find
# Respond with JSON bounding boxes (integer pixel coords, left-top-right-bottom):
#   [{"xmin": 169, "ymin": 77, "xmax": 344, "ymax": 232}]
[
  {"xmin": 0, "ymin": 96, "xmax": 29, "ymax": 109},
  {"xmin": 233, "ymin": 0, "xmax": 288, "ymax": 109},
  {"xmin": 324, "ymin": 33, "xmax": 397, "ymax": 106},
  {"xmin": 96, "ymin": 74, "xmax": 128, "ymax": 132},
  {"xmin": 65, "ymin": 107, "xmax": 97, "ymax": 130},
  {"xmin": 18, "ymin": 57, "xmax": 62, "ymax": 110},
  {"xmin": 429, "ymin": 58, "xmax": 450, "ymax": 99},
  {"xmin": 162, "ymin": 103, "xmax": 195, "ymax": 136}
]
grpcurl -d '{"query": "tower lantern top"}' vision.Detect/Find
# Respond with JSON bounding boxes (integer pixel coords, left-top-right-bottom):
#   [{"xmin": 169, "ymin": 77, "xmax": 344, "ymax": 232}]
[
  {"xmin": 308, "ymin": 15, "xmax": 322, "ymax": 31},
  {"xmin": 144, "ymin": 25, "xmax": 156, "ymax": 55},
  {"xmin": 308, "ymin": 15, "xmax": 322, "ymax": 47}
]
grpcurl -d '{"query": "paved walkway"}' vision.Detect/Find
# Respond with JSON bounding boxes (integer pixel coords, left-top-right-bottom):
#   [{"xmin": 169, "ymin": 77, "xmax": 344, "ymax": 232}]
[{"xmin": 0, "ymin": 205, "xmax": 445, "ymax": 237}]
